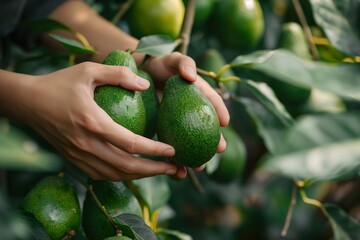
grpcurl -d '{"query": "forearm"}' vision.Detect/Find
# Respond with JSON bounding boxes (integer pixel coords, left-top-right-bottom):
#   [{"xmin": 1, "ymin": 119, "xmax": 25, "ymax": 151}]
[
  {"xmin": 0, "ymin": 70, "xmax": 36, "ymax": 120},
  {"xmin": 48, "ymin": 0, "xmax": 144, "ymax": 64}
]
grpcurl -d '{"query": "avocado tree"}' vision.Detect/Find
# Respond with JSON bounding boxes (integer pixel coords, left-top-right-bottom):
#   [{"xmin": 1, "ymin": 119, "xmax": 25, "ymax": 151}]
[{"xmin": 1, "ymin": 0, "xmax": 360, "ymax": 239}]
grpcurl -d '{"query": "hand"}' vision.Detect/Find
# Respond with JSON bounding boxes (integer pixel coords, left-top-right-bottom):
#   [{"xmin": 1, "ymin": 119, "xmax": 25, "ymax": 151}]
[{"xmin": 22, "ymin": 62, "xmax": 181, "ymax": 181}]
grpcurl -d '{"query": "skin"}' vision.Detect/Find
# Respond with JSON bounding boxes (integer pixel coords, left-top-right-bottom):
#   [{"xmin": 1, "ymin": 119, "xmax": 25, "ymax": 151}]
[{"xmin": 0, "ymin": 0, "xmax": 229, "ymax": 180}]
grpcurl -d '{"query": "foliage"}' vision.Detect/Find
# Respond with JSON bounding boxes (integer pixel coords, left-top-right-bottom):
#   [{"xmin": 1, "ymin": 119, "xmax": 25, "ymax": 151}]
[{"xmin": 1, "ymin": 0, "xmax": 360, "ymax": 239}]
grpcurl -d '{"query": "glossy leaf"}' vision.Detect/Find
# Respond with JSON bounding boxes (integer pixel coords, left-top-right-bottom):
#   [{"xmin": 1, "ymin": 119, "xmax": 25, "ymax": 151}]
[
  {"xmin": 133, "ymin": 175, "xmax": 171, "ymax": 213},
  {"xmin": 231, "ymin": 50, "xmax": 360, "ymax": 100},
  {"xmin": 323, "ymin": 203, "xmax": 360, "ymax": 240},
  {"xmin": 49, "ymin": 34, "xmax": 96, "ymax": 55},
  {"xmin": 136, "ymin": 35, "xmax": 180, "ymax": 56},
  {"xmin": 309, "ymin": 0, "xmax": 360, "ymax": 56},
  {"xmin": 0, "ymin": 121, "xmax": 63, "ymax": 171},
  {"xmin": 261, "ymin": 112, "xmax": 360, "ymax": 182},
  {"xmin": 115, "ymin": 213, "xmax": 156, "ymax": 240}
]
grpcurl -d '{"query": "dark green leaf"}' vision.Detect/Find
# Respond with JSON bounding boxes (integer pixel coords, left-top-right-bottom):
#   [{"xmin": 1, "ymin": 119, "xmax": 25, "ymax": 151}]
[
  {"xmin": 115, "ymin": 213, "xmax": 156, "ymax": 240},
  {"xmin": 309, "ymin": 0, "xmax": 360, "ymax": 56},
  {"xmin": 133, "ymin": 175, "xmax": 170, "ymax": 213},
  {"xmin": 136, "ymin": 35, "xmax": 179, "ymax": 56},
  {"xmin": 261, "ymin": 112, "xmax": 360, "ymax": 182},
  {"xmin": 237, "ymin": 97, "xmax": 288, "ymax": 153},
  {"xmin": 49, "ymin": 34, "xmax": 95, "ymax": 55},
  {"xmin": 323, "ymin": 203, "xmax": 360, "ymax": 240},
  {"xmin": 25, "ymin": 18, "xmax": 72, "ymax": 33},
  {"xmin": 157, "ymin": 228, "xmax": 193, "ymax": 240},
  {"xmin": 0, "ymin": 121, "xmax": 64, "ymax": 171},
  {"xmin": 231, "ymin": 50, "xmax": 360, "ymax": 100}
]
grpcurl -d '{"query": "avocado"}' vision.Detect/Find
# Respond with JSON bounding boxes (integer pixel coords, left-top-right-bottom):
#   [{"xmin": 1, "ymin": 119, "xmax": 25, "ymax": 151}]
[
  {"xmin": 157, "ymin": 75, "xmax": 221, "ymax": 167},
  {"xmin": 211, "ymin": 126, "xmax": 246, "ymax": 183},
  {"xmin": 82, "ymin": 179, "xmax": 141, "ymax": 240},
  {"xmin": 94, "ymin": 50, "xmax": 146, "ymax": 135},
  {"xmin": 103, "ymin": 236, "xmax": 133, "ymax": 240},
  {"xmin": 22, "ymin": 175, "xmax": 81, "ymax": 240},
  {"xmin": 137, "ymin": 70, "xmax": 159, "ymax": 139},
  {"xmin": 198, "ymin": 48, "xmax": 237, "ymax": 93}
]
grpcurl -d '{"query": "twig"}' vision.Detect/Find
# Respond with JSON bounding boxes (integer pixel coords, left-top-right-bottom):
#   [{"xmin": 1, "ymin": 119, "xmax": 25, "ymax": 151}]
[
  {"xmin": 281, "ymin": 185, "xmax": 297, "ymax": 237},
  {"xmin": 187, "ymin": 168, "xmax": 205, "ymax": 194},
  {"xmin": 291, "ymin": 0, "xmax": 319, "ymax": 60},
  {"xmin": 178, "ymin": 0, "xmax": 196, "ymax": 54},
  {"xmin": 112, "ymin": 0, "xmax": 135, "ymax": 24}
]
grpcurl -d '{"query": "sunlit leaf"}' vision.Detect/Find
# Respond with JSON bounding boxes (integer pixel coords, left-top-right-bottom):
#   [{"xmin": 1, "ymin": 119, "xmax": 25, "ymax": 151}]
[
  {"xmin": 231, "ymin": 50, "xmax": 360, "ymax": 100},
  {"xmin": 323, "ymin": 203, "xmax": 360, "ymax": 240},
  {"xmin": 261, "ymin": 112, "xmax": 360, "ymax": 182},
  {"xmin": 49, "ymin": 34, "xmax": 95, "ymax": 55},
  {"xmin": 309, "ymin": 0, "xmax": 360, "ymax": 56},
  {"xmin": 136, "ymin": 35, "xmax": 180, "ymax": 56}
]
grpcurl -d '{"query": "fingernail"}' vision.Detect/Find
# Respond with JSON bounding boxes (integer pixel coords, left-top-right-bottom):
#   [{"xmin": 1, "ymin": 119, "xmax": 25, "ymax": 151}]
[
  {"xmin": 164, "ymin": 148, "xmax": 175, "ymax": 156},
  {"xmin": 184, "ymin": 66, "xmax": 197, "ymax": 81},
  {"xmin": 165, "ymin": 168, "xmax": 177, "ymax": 175},
  {"xmin": 136, "ymin": 77, "xmax": 149, "ymax": 87}
]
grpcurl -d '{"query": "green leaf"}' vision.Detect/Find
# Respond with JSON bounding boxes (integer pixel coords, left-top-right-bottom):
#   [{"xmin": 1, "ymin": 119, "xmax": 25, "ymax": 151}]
[
  {"xmin": 309, "ymin": 0, "xmax": 360, "ymax": 56},
  {"xmin": 241, "ymin": 80, "xmax": 293, "ymax": 126},
  {"xmin": 261, "ymin": 112, "xmax": 360, "ymax": 182},
  {"xmin": 231, "ymin": 50, "xmax": 360, "ymax": 100},
  {"xmin": 323, "ymin": 203, "xmax": 360, "ymax": 240},
  {"xmin": 25, "ymin": 18, "xmax": 73, "ymax": 33},
  {"xmin": 0, "ymin": 121, "xmax": 63, "ymax": 172},
  {"xmin": 49, "ymin": 34, "xmax": 95, "ymax": 55},
  {"xmin": 115, "ymin": 213, "xmax": 156, "ymax": 240},
  {"xmin": 157, "ymin": 228, "xmax": 193, "ymax": 240},
  {"xmin": 135, "ymin": 35, "xmax": 180, "ymax": 56},
  {"xmin": 237, "ymin": 97, "xmax": 288, "ymax": 153},
  {"xmin": 133, "ymin": 175, "xmax": 170, "ymax": 214}
]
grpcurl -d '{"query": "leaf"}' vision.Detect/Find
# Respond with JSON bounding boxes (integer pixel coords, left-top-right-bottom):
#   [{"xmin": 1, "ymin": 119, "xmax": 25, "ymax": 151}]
[
  {"xmin": 132, "ymin": 176, "xmax": 171, "ymax": 214},
  {"xmin": 0, "ymin": 121, "xmax": 64, "ymax": 172},
  {"xmin": 237, "ymin": 97, "xmax": 288, "ymax": 153},
  {"xmin": 115, "ymin": 213, "xmax": 156, "ymax": 240},
  {"xmin": 241, "ymin": 80, "xmax": 293, "ymax": 126},
  {"xmin": 49, "ymin": 34, "xmax": 95, "ymax": 55},
  {"xmin": 231, "ymin": 50, "xmax": 360, "ymax": 100},
  {"xmin": 135, "ymin": 35, "xmax": 180, "ymax": 56},
  {"xmin": 157, "ymin": 228, "xmax": 193, "ymax": 240},
  {"xmin": 261, "ymin": 112, "xmax": 360, "ymax": 182},
  {"xmin": 309, "ymin": 0, "xmax": 360, "ymax": 56},
  {"xmin": 323, "ymin": 203, "xmax": 360, "ymax": 240},
  {"xmin": 25, "ymin": 18, "xmax": 73, "ymax": 33}
]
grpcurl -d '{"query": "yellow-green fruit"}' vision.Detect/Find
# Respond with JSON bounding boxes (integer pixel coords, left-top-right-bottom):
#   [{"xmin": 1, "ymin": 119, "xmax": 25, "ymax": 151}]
[
  {"xmin": 82, "ymin": 180, "xmax": 141, "ymax": 240},
  {"xmin": 94, "ymin": 50, "xmax": 146, "ymax": 135},
  {"xmin": 270, "ymin": 22, "xmax": 312, "ymax": 106},
  {"xmin": 128, "ymin": 0, "xmax": 185, "ymax": 39},
  {"xmin": 22, "ymin": 176, "xmax": 81, "ymax": 240},
  {"xmin": 211, "ymin": 126, "xmax": 246, "ymax": 183},
  {"xmin": 212, "ymin": 0, "xmax": 264, "ymax": 51},
  {"xmin": 197, "ymin": 48, "xmax": 237, "ymax": 93},
  {"xmin": 157, "ymin": 75, "xmax": 220, "ymax": 167},
  {"xmin": 137, "ymin": 70, "xmax": 159, "ymax": 139}
]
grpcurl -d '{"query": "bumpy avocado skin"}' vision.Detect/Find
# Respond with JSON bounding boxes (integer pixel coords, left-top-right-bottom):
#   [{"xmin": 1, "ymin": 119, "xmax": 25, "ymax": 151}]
[
  {"xmin": 94, "ymin": 50, "xmax": 146, "ymax": 135},
  {"xmin": 22, "ymin": 176, "xmax": 81, "ymax": 240},
  {"xmin": 157, "ymin": 75, "xmax": 221, "ymax": 167},
  {"xmin": 82, "ymin": 179, "xmax": 141, "ymax": 240}
]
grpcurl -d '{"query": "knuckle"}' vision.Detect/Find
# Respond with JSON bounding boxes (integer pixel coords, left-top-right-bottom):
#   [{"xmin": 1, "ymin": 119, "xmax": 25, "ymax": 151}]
[
  {"xmin": 120, "ymin": 161, "xmax": 136, "ymax": 175},
  {"xmin": 77, "ymin": 114, "xmax": 103, "ymax": 134},
  {"xmin": 124, "ymin": 138, "xmax": 138, "ymax": 153}
]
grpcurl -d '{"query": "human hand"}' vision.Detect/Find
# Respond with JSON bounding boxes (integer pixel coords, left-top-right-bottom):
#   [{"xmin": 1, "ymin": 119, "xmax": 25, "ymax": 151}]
[{"xmin": 21, "ymin": 62, "xmax": 183, "ymax": 181}]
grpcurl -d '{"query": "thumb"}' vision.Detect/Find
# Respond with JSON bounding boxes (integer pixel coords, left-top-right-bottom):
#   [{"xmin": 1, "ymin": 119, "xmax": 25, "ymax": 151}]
[{"xmin": 92, "ymin": 64, "xmax": 150, "ymax": 91}]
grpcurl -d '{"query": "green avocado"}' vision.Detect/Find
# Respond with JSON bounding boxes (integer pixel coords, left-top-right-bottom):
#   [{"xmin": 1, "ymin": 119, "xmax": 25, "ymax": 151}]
[
  {"xmin": 269, "ymin": 22, "xmax": 312, "ymax": 106},
  {"xmin": 82, "ymin": 179, "xmax": 141, "ymax": 240},
  {"xmin": 94, "ymin": 50, "xmax": 146, "ymax": 135},
  {"xmin": 137, "ymin": 70, "xmax": 159, "ymax": 139},
  {"xmin": 211, "ymin": 126, "xmax": 246, "ymax": 183},
  {"xmin": 157, "ymin": 75, "xmax": 221, "ymax": 167},
  {"xmin": 21, "ymin": 175, "xmax": 81, "ymax": 240}
]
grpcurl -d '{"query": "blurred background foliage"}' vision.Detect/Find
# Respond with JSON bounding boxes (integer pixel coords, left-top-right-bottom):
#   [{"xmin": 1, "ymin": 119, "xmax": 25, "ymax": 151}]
[{"xmin": 1, "ymin": 0, "xmax": 360, "ymax": 239}]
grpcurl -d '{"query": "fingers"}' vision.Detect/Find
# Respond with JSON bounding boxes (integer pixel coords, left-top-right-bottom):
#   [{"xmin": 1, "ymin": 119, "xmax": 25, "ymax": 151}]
[
  {"xmin": 196, "ymin": 76, "xmax": 230, "ymax": 127},
  {"xmin": 217, "ymin": 133, "xmax": 226, "ymax": 153},
  {"xmin": 79, "ymin": 62, "xmax": 150, "ymax": 91}
]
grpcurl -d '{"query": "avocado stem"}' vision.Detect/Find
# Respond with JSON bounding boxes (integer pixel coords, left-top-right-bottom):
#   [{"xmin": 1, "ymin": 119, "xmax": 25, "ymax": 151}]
[
  {"xmin": 111, "ymin": 0, "xmax": 135, "ymax": 24},
  {"xmin": 178, "ymin": 0, "xmax": 196, "ymax": 54},
  {"xmin": 281, "ymin": 185, "xmax": 297, "ymax": 237},
  {"xmin": 187, "ymin": 168, "xmax": 205, "ymax": 195}
]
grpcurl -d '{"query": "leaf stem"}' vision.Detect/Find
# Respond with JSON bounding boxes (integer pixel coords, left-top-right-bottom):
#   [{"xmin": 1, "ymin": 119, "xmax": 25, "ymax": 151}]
[
  {"xmin": 178, "ymin": 0, "xmax": 196, "ymax": 54},
  {"xmin": 187, "ymin": 168, "xmax": 205, "ymax": 194},
  {"xmin": 281, "ymin": 185, "xmax": 297, "ymax": 237},
  {"xmin": 112, "ymin": 0, "xmax": 135, "ymax": 24},
  {"xmin": 291, "ymin": 0, "xmax": 319, "ymax": 60}
]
